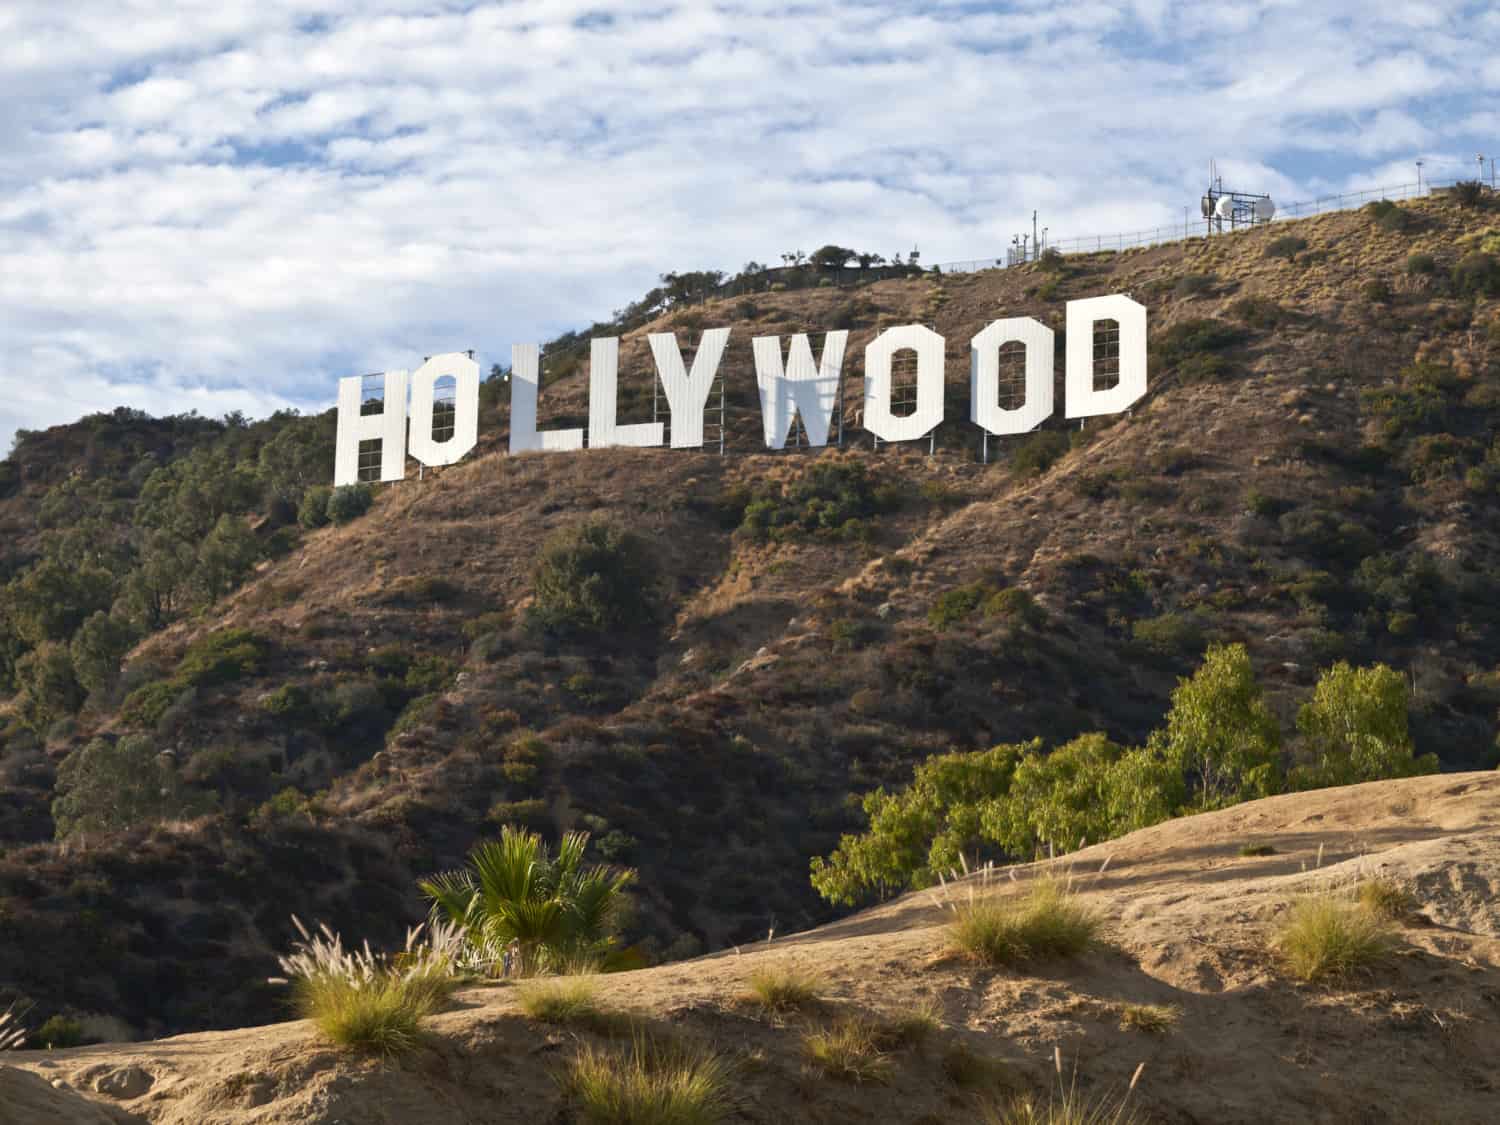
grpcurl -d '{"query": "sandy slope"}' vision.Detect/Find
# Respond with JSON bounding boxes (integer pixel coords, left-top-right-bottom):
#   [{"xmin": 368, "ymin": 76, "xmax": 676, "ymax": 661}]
[{"xmin": 5, "ymin": 772, "xmax": 1498, "ymax": 1125}]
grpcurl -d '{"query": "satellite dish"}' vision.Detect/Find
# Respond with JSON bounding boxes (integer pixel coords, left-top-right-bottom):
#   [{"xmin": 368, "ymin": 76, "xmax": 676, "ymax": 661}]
[
  {"xmin": 1200, "ymin": 195, "xmax": 1214, "ymax": 219},
  {"xmin": 1215, "ymin": 195, "xmax": 1237, "ymax": 219},
  {"xmin": 1253, "ymin": 198, "xmax": 1276, "ymax": 222}
]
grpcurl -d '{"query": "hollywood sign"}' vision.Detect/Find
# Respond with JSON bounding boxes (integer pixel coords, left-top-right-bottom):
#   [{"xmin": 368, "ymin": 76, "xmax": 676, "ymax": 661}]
[{"xmin": 333, "ymin": 294, "xmax": 1146, "ymax": 486}]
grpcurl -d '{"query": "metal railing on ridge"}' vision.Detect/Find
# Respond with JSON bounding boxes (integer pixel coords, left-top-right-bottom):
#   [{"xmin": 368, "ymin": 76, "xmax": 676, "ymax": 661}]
[{"xmin": 932, "ymin": 177, "xmax": 1475, "ymax": 274}]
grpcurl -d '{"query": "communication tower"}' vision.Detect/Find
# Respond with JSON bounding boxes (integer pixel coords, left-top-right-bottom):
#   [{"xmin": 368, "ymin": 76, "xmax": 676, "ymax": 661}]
[{"xmin": 1202, "ymin": 159, "xmax": 1276, "ymax": 234}]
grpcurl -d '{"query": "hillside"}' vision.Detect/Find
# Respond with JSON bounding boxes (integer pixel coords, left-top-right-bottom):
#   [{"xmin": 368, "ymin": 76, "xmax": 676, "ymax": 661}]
[
  {"xmin": 3, "ymin": 191, "xmax": 1500, "ymax": 1041},
  {"xmin": 4, "ymin": 772, "xmax": 1498, "ymax": 1124}
]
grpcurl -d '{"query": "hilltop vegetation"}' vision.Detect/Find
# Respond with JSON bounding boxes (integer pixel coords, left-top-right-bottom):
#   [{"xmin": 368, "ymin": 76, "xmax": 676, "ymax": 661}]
[
  {"xmin": 2, "ymin": 191, "xmax": 1500, "ymax": 1040},
  {"xmin": 5, "ymin": 771, "xmax": 1499, "ymax": 1123}
]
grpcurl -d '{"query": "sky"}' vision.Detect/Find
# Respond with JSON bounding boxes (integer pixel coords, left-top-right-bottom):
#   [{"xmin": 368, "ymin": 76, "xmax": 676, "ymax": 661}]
[{"xmin": 1, "ymin": 0, "xmax": 1498, "ymax": 453}]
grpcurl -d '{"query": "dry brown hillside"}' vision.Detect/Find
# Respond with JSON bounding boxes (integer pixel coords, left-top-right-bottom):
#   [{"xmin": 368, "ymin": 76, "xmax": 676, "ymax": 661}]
[
  {"xmin": 5, "ymin": 772, "xmax": 1498, "ymax": 1124},
  {"xmin": 4, "ymin": 192, "xmax": 1500, "ymax": 1042}
]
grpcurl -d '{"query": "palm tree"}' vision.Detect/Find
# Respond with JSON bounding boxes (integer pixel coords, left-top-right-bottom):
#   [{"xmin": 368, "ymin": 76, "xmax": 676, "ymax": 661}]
[{"xmin": 419, "ymin": 826, "xmax": 635, "ymax": 977}]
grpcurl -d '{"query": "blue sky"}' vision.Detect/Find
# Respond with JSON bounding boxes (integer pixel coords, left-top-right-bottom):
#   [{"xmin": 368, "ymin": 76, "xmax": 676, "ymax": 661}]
[{"xmin": 1, "ymin": 0, "xmax": 1497, "ymax": 452}]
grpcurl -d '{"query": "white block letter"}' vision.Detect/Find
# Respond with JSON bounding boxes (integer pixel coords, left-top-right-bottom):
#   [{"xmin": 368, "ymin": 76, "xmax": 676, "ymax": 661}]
[
  {"xmin": 335, "ymin": 370, "xmax": 408, "ymax": 486},
  {"xmin": 648, "ymin": 327, "xmax": 732, "ymax": 449},
  {"xmin": 509, "ymin": 343, "xmax": 584, "ymax": 453},
  {"xmin": 408, "ymin": 352, "xmax": 480, "ymax": 467},
  {"xmin": 971, "ymin": 318, "xmax": 1054, "ymax": 436},
  {"xmin": 1065, "ymin": 294, "xmax": 1147, "ymax": 419},
  {"xmin": 863, "ymin": 324, "xmax": 945, "ymax": 443},
  {"xmin": 589, "ymin": 337, "xmax": 664, "ymax": 449},
  {"xmin": 752, "ymin": 331, "xmax": 848, "ymax": 450}
]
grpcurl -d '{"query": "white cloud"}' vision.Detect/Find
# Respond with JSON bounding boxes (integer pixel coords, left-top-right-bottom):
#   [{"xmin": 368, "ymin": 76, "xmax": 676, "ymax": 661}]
[{"xmin": 0, "ymin": 0, "xmax": 1496, "ymax": 453}]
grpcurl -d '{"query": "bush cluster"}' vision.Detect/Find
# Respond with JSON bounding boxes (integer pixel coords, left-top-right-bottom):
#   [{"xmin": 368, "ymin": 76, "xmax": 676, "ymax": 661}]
[
  {"xmin": 529, "ymin": 521, "xmax": 660, "ymax": 636},
  {"xmin": 738, "ymin": 461, "xmax": 900, "ymax": 542},
  {"xmin": 812, "ymin": 646, "xmax": 1434, "ymax": 906}
]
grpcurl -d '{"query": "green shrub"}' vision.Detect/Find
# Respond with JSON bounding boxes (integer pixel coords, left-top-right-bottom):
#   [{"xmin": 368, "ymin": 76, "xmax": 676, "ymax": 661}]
[
  {"xmin": 32, "ymin": 1015, "xmax": 86, "ymax": 1049},
  {"xmin": 119, "ymin": 680, "xmax": 181, "ymax": 727},
  {"xmin": 1264, "ymin": 235, "xmax": 1307, "ymax": 259},
  {"xmin": 298, "ymin": 485, "xmax": 332, "ymax": 528},
  {"xmin": 530, "ymin": 521, "xmax": 659, "ymax": 635},
  {"xmin": 1361, "ymin": 279, "xmax": 1391, "ymax": 303},
  {"xmin": 595, "ymin": 830, "xmax": 637, "ymax": 862},
  {"xmin": 1172, "ymin": 273, "xmax": 1215, "ymax": 298},
  {"xmin": 929, "ymin": 584, "xmax": 990, "ymax": 631},
  {"xmin": 1010, "ymin": 430, "xmax": 1070, "ymax": 477},
  {"xmin": 1245, "ymin": 489, "xmax": 1289, "ymax": 518},
  {"xmin": 738, "ymin": 461, "xmax": 898, "ymax": 542},
  {"xmin": 561, "ymin": 1034, "xmax": 736, "ymax": 1125},
  {"xmin": 389, "ymin": 693, "xmax": 440, "ymax": 738},
  {"xmin": 1406, "ymin": 252, "xmax": 1436, "ymax": 275},
  {"xmin": 177, "ymin": 629, "xmax": 268, "ymax": 687},
  {"xmin": 1153, "ymin": 318, "xmax": 1246, "ymax": 377},
  {"xmin": 251, "ymin": 787, "xmax": 317, "ymax": 826},
  {"xmin": 462, "ymin": 610, "xmax": 512, "ymax": 641},
  {"xmin": 1452, "ymin": 251, "xmax": 1500, "ymax": 297},
  {"xmin": 326, "ymin": 483, "xmax": 374, "ymax": 524},
  {"xmin": 1366, "ymin": 199, "xmax": 1414, "ymax": 234},
  {"xmin": 983, "ymin": 587, "xmax": 1044, "ymax": 626},
  {"xmin": 1275, "ymin": 892, "xmax": 1393, "ymax": 982},
  {"xmin": 488, "ymin": 798, "xmax": 551, "ymax": 831},
  {"xmin": 1131, "ymin": 613, "xmax": 1205, "ymax": 657},
  {"xmin": 260, "ymin": 683, "xmax": 314, "ymax": 720},
  {"xmin": 829, "ymin": 618, "xmax": 879, "ymax": 651},
  {"xmin": 1226, "ymin": 296, "xmax": 1289, "ymax": 328},
  {"xmin": 949, "ymin": 878, "xmax": 1100, "ymax": 967}
]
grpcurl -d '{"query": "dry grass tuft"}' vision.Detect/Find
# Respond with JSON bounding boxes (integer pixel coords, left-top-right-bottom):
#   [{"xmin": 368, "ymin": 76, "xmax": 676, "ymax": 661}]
[
  {"xmin": 941, "ymin": 1040, "xmax": 1013, "ymax": 1090},
  {"xmin": 1116, "ymin": 1003, "xmax": 1179, "ymax": 1035},
  {"xmin": 801, "ymin": 1018, "xmax": 894, "ymax": 1084},
  {"xmin": 984, "ymin": 1051, "xmax": 1145, "ymax": 1124},
  {"xmin": 1357, "ymin": 878, "xmax": 1416, "ymax": 920},
  {"xmin": 561, "ymin": 1032, "xmax": 736, "ymax": 1125},
  {"xmin": 741, "ymin": 964, "xmax": 824, "ymax": 1014},
  {"xmin": 518, "ymin": 976, "xmax": 628, "ymax": 1035},
  {"xmin": 273, "ymin": 915, "xmax": 457, "ymax": 1054},
  {"xmin": 1275, "ymin": 892, "xmax": 1394, "ymax": 982},
  {"xmin": 950, "ymin": 878, "xmax": 1101, "ymax": 967},
  {"xmin": 293, "ymin": 970, "xmax": 446, "ymax": 1055},
  {"xmin": 0, "ymin": 1002, "xmax": 26, "ymax": 1051},
  {"xmin": 873, "ymin": 999, "xmax": 942, "ymax": 1049}
]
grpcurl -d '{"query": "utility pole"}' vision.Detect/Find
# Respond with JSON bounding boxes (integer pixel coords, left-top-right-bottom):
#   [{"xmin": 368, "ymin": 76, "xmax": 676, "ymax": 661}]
[
  {"xmin": 1416, "ymin": 158, "xmax": 1424, "ymax": 196},
  {"xmin": 1032, "ymin": 210, "xmax": 1039, "ymax": 261}
]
